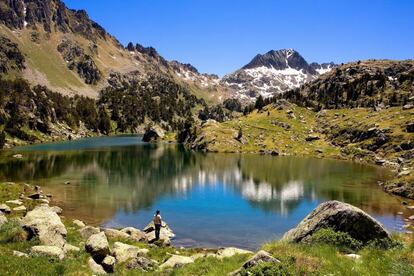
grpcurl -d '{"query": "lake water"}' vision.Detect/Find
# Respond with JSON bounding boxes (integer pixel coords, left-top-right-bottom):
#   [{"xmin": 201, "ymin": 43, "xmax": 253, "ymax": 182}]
[{"xmin": 0, "ymin": 135, "xmax": 411, "ymax": 250}]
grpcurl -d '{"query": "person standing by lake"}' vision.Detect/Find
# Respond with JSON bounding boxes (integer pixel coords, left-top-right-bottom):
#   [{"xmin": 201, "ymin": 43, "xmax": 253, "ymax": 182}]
[{"xmin": 153, "ymin": 210, "xmax": 162, "ymax": 240}]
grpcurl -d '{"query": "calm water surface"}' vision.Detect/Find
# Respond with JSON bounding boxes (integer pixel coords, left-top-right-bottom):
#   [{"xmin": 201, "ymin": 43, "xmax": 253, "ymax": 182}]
[{"xmin": 0, "ymin": 135, "xmax": 411, "ymax": 250}]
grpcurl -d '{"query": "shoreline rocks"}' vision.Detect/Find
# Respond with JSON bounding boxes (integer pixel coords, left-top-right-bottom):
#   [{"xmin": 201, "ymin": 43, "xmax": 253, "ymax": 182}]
[{"xmin": 282, "ymin": 200, "xmax": 390, "ymax": 244}]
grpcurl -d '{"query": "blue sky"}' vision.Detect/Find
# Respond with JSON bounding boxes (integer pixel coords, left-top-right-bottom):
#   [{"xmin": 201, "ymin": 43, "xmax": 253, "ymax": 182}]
[{"xmin": 64, "ymin": 0, "xmax": 413, "ymax": 76}]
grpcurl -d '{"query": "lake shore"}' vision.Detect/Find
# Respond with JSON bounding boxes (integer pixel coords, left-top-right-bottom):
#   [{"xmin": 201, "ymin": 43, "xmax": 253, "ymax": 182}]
[{"xmin": 1, "ymin": 181, "xmax": 414, "ymax": 275}]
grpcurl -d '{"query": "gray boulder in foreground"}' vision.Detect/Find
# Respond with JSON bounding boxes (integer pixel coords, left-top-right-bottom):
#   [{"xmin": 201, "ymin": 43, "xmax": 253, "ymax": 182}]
[
  {"xmin": 21, "ymin": 205, "xmax": 67, "ymax": 247},
  {"xmin": 282, "ymin": 200, "xmax": 390, "ymax": 244}
]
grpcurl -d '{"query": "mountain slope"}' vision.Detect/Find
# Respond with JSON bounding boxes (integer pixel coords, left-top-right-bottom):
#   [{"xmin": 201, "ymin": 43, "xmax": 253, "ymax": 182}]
[
  {"xmin": 282, "ymin": 59, "xmax": 414, "ymax": 109},
  {"xmin": 221, "ymin": 49, "xmax": 335, "ymax": 100},
  {"xmin": 0, "ymin": 0, "xmax": 229, "ymax": 102}
]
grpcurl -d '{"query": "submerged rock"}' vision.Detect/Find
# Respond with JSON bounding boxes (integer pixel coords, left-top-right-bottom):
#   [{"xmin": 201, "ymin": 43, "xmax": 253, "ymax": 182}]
[
  {"xmin": 22, "ymin": 205, "xmax": 67, "ymax": 247},
  {"xmin": 282, "ymin": 200, "xmax": 390, "ymax": 244}
]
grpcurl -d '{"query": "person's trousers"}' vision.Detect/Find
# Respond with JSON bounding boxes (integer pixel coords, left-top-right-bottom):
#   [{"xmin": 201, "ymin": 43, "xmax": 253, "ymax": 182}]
[{"xmin": 155, "ymin": 224, "xmax": 161, "ymax": 240}]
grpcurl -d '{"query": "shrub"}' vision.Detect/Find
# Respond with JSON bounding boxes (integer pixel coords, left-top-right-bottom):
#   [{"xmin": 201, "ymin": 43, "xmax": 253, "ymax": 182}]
[
  {"xmin": 0, "ymin": 219, "xmax": 28, "ymax": 243},
  {"xmin": 366, "ymin": 238, "xmax": 403, "ymax": 250},
  {"xmin": 241, "ymin": 262, "xmax": 294, "ymax": 276},
  {"xmin": 306, "ymin": 228, "xmax": 362, "ymax": 252}
]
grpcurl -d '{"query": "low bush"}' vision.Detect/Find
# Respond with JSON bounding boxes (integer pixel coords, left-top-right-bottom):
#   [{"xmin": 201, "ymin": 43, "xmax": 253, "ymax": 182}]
[
  {"xmin": 0, "ymin": 219, "xmax": 28, "ymax": 243},
  {"xmin": 305, "ymin": 228, "xmax": 362, "ymax": 252}
]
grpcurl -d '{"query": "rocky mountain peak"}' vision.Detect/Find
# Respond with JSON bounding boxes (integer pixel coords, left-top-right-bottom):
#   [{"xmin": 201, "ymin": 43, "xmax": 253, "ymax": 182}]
[{"xmin": 242, "ymin": 48, "xmax": 317, "ymax": 75}]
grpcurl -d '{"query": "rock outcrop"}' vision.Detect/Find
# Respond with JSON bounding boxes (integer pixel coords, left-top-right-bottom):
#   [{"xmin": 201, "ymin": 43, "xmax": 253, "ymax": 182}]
[
  {"xmin": 143, "ymin": 221, "xmax": 175, "ymax": 244},
  {"xmin": 142, "ymin": 126, "xmax": 165, "ymax": 142},
  {"xmin": 282, "ymin": 201, "xmax": 390, "ymax": 244},
  {"xmin": 21, "ymin": 205, "xmax": 67, "ymax": 247}
]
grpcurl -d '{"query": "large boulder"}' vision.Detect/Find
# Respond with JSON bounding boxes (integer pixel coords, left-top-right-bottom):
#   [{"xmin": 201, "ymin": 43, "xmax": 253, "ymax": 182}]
[
  {"xmin": 21, "ymin": 205, "xmax": 67, "ymax": 247},
  {"xmin": 142, "ymin": 126, "xmax": 165, "ymax": 142},
  {"xmin": 85, "ymin": 232, "xmax": 110, "ymax": 262},
  {"xmin": 113, "ymin": 242, "xmax": 149, "ymax": 263},
  {"xmin": 282, "ymin": 201, "xmax": 390, "ymax": 244},
  {"xmin": 30, "ymin": 245, "xmax": 65, "ymax": 260},
  {"xmin": 159, "ymin": 254, "xmax": 194, "ymax": 269}
]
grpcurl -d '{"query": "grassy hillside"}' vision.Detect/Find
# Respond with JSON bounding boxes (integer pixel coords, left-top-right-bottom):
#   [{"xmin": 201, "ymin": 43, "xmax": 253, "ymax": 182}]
[{"xmin": 187, "ymin": 102, "xmax": 414, "ymax": 198}]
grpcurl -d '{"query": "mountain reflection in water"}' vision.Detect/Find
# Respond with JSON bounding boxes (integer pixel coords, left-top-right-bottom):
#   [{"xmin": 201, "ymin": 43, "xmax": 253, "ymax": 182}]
[{"xmin": 0, "ymin": 136, "xmax": 409, "ymax": 249}]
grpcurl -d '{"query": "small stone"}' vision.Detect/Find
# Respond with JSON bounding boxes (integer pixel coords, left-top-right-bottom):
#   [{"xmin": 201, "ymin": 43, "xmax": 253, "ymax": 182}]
[
  {"xmin": 79, "ymin": 226, "xmax": 100, "ymax": 239},
  {"xmin": 305, "ymin": 135, "xmax": 320, "ymax": 142},
  {"xmin": 50, "ymin": 206, "xmax": 63, "ymax": 214},
  {"xmin": 345, "ymin": 254, "xmax": 361, "ymax": 260},
  {"xmin": 397, "ymin": 212, "xmax": 404, "ymax": 215},
  {"xmin": 13, "ymin": 250, "xmax": 28, "ymax": 258},
  {"xmin": 88, "ymin": 257, "xmax": 107, "ymax": 275},
  {"xmin": 215, "ymin": 247, "xmax": 253, "ymax": 259},
  {"xmin": 13, "ymin": 206, "xmax": 26, "ymax": 213},
  {"xmin": 113, "ymin": 242, "xmax": 149, "ymax": 263},
  {"xmin": 159, "ymin": 254, "xmax": 194, "ymax": 269},
  {"xmin": 407, "ymin": 206, "xmax": 414, "ymax": 210},
  {"xmin": 126, "ymin": 257, "xmax": 157, "ymax": 271},
  {"xmin": 102, "ymin": 255, "xmax": 116, "ymax": 273},
  {"xmin": 5, "ymin": 199, "xmax": 23, "ymax": 206},
  {"xmin": 13, "ymin": 154, "xmax": 23, "ymax": 159},
  {"xmin": 30, "ymin": 245, "xmax": 65, "ymax": 260},
  {"xmin": 85, "ymin": 232, "xmax": 110, "ymax": 263},
  {"xmin": 0, "ymin": 204, "xmax": 11, "ymax": 214},
  {"xmin": 121, "ymin": 227, "xmax": 146, "ymax": 242},
  {"xmin": 103, "ymin": 228, "xmax": 130, "ymax": 240},
  {"xmin": 408, "ymin": 215, "xmax": 414, "ymax": 220},
  {"xmin": 73, "ymin": 219, "xmax": 86, "ymax": 228},
  {"xmin": 64, "ymin": 181, "xmax": 71, "ymax": 185},
  {"xmin": 63, "ymin": 243, "xmax": 80, "ymax": 253}
]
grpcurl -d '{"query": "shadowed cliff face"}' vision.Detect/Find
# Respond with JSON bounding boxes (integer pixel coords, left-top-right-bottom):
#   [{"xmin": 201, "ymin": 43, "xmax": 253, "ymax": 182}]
[{"xmin": 0, "ymin": 0, "xmax": 107, "ymax": 40}]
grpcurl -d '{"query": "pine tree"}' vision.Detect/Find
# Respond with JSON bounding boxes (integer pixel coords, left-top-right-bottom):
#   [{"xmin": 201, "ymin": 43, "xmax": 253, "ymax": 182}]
[{"xmin": 98, "ymin": 106, "xmax": 111, "ymax": 135}]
